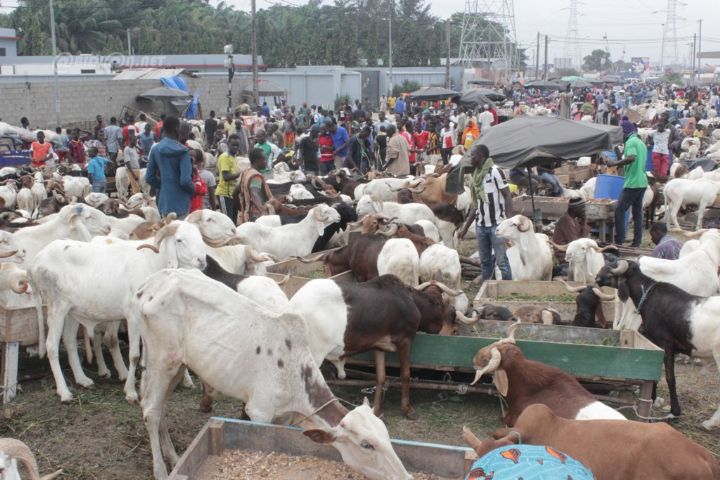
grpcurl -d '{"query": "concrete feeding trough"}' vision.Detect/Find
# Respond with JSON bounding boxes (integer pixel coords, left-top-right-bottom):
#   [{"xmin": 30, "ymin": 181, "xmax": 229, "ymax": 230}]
[
  {"xmin": 168, "ymin": 417, "xmax": 476, "ymax": 480},
  {"xmin": 265, "ymin": 248, "xmax": 353, "ymax": 297}
]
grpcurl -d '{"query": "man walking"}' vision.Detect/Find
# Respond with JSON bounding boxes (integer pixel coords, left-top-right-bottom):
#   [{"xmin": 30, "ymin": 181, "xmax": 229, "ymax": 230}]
[
  {"xmin": 325, "ymin": 119, "xmax": 350, "ymax": 169},
  {"xmin": 205, "ymin": 110, "xmax": 218, "ymax": 146},
  {"xmin": 145, "ymin": 116, "xmax": 195, "ymax": 218},
  {"xmin": 103, "ymin": 117, "xmax": 123, "ymax": 163},
  {"xmin": 607, "ymin": 122, "xmax": 648, "ymax": 247},
  {"xmin": 384, "ymin": 125, "xmax": 410, "ymax": 176},
  {"xmin": 237, "ymin": 147, "xmax": 274, "ymax": 223},
  {"xmin": 215, "ymin": 134, "xmax": 242, "ymax": 223},
  {"xmin": 458, "ymin": 144, "xmax": 513, "ymax": 282}
]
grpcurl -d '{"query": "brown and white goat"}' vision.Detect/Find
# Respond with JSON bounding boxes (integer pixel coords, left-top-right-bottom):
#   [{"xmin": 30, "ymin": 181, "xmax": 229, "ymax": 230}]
[{"xmin": 470, "ymin": 324, "xmax": 626, "ymax": 426}]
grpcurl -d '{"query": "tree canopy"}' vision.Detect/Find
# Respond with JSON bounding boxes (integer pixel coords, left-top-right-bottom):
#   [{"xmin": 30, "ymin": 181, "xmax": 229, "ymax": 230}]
[
  {"xmin": 0, "ymin": 0, "xmax": 523, "ymax": 68},
  {"xmin": 582, "ymin": 49, "xmax": 611, "ymax": 72}
]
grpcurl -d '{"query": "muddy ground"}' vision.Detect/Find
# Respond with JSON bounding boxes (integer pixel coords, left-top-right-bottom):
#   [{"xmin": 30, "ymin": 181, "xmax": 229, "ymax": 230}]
[{"xmin": 1, "ymin": 350, "xmax": 718, "ymax": 479}]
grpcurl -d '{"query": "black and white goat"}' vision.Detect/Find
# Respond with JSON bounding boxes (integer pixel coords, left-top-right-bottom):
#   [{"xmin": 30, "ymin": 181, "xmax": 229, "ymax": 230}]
[
  {"xmin": 596, "ymin": 260, "xmax": 720, "ymax": 428},
  {"xmin": 559, "ymin": 280, "xmax": 616, "ymax": 328}
]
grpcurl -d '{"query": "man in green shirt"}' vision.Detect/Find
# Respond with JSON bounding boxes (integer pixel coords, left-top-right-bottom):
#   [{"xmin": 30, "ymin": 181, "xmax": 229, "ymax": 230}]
[
  {"xmin": 215, "ymin": 134, "xmax": 241, "ymax": 223},
  {"xmin": 607, "ymin": 121, "xmax": 648, "ymax": 247},
  {"xmin": 253, "ymin": 129, "xmax": 274, "ymax": 176}
]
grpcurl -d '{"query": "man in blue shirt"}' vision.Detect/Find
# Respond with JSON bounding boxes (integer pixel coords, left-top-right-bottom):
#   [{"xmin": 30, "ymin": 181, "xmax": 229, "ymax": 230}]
[
  {"xmin": 325, "ymin": 119, "xmax": 350, "ymax": 170},
  {"xmin": 145, "ymin": 116, "xmax": 195, "ymax": 218},
  {"xmin": 395, "ymin": 96, "xmax": 406, "ymax": 116},
  {"xmin": 86, "ymin": 147, "xmax": 108, "ymax": 193}
]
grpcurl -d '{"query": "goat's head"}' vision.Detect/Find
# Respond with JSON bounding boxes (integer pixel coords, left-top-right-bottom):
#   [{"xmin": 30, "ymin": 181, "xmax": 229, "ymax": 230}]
[
  {"xmin": 470, "ymin": 323, "xmax": 521, "ymax": 395},
  {"xmin": 496, "ymin": 215, "xmax": 534, "ymax": 250},
  {"xmin": 303, "ymin": 398, "xmax": 412, "ymax": 480},
  {"xmin": 186, "ymin": 209, "xmax": 238, "ymax": 247},
  {"xmin": 137, "ymin": 221, "xmax": 207, "ymax": 269},
  {"xmin": 356, "ymin": 213, "xmax": 395, "ymax": 235},
  {"xmin": 60, "ymin": 203, "xmax": 112, "ymax": 238},
  {"xmin": 311, "ymin": 204, "xmax": 341, "ymax": 234},
  {"xmin": 595, "ymin": 259, "xmax": 635, "ymax": 289},
  {"xmin": 414, "ymin": 281, "xmax": 463, "ymax": 336},
  {"xmin": 0, "ymin": 230, "xmax": 23, "ymax": 263}
]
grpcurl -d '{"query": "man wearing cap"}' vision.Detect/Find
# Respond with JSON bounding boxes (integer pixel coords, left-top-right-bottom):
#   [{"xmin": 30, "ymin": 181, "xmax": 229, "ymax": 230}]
[
  {"xmin": 552, "ymin": 197, "xmax": 591, "ymax": 260},
  {"xmin": 606, "ymin": 120, "xmax": 647, "ymax": 247}
]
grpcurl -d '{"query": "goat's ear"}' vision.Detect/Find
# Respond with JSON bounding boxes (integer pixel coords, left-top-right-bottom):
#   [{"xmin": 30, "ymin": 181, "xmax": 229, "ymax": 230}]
[
  {"xmin": 617, "ymin": 279, "xmax": 630, "ymax": 302},
  {"xmin": 303, "ymin": 428, "xmax": 336, "ymax": 444},
  {"xmin": 494, "ymin": 368, "xmax": 509, "ymax": 396}
]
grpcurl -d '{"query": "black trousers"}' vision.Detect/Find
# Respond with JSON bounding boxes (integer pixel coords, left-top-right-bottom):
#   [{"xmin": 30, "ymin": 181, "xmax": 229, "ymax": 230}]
[{"xmin": 615, "ymin": 187, "xmax": 646, "ymax": 246}]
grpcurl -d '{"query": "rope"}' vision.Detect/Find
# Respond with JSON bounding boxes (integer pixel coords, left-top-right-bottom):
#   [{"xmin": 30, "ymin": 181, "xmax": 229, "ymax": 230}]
[
  {"xmin": 616, "ymin": 397, "xmax": 676, "ymax": 422},
  {"xmin": 290, "ymin": 398, "xmax": 340, "ymax": 427},
  {"xmin": 635, "ymin": 282, "xmax": 657, "ymax": 313}
]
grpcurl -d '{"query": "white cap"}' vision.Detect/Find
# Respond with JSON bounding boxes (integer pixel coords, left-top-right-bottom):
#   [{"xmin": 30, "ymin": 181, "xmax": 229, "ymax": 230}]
[{"xmin": 484, "ymin": 104, "xmax": 489, "ymax": 108}]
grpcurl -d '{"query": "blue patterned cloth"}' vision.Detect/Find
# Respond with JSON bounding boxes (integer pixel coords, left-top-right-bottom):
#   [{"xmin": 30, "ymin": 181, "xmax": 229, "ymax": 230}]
[{"xmin": 466, "ymin": 444, "xmax": 595, "ymax": 480}]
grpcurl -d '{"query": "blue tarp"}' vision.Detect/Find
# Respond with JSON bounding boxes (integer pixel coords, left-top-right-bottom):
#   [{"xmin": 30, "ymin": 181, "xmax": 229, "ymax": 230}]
[{"xmin": 160, "ymin": 75, "xmax": 197, "ymax": 119}]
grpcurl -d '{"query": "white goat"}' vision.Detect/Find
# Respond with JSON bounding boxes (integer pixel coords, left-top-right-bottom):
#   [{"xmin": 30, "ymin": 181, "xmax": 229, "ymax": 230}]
[
  {"xmin": 62, "ymin": 176, "xmax": 91, "ymax": 199},
  {"xmin": 419, "ymin": 243, "xmax": 468, "ymax": 312},
  {"xmin": 664, "ymin": 178, "xmax": 720, "ymax": 230},
  {"xmin": 0, "ymin": 438, "xmax": 62, "ymax": 480},
  {"xmin": 496, "ymin": 215, "xmax": 553, "ymax": 281},
  {"xmin": 287, "ymin": 183, "xmax": 315, "ymax": 200},
  {"xmin": 133, "ymin": 269, "xmax": 410, "ymax": 480},
  {"xmin": 377, "ymin": 238, "xmax": 420, "ymax": 286},
  {"xmin": 207, "ymin": 244, "xmax": 274, "ymax": 275},
  {"xmin": 0, "ymin": 182, "xmax": 17, "ymax": 209},
  {"xmin": 29, "ymin": 221, "xmax": 207, "ymax": 402},
  {"xmin": 414, "ymin": 219, "xmax": 440, "ymax": 243},
  {"xmin": 361, "ymin": 178, "xmax": 410, "ymax": 201},
  {"xmin": 235, "ymin": 204, "xmax": 340, "ymax": 260},
  {"xmin": 562, "ymin": 238, "xmax": 607, "ymax": 284}
]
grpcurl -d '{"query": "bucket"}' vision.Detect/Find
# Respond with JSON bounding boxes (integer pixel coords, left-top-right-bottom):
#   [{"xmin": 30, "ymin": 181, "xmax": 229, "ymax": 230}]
[{"xmin": 594, "ymin": 174, "xmax": 624, "ymax": 200}]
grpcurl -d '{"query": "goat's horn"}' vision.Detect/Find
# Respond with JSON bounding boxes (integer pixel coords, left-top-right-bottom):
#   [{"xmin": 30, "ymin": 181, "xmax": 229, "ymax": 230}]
[
  {"xmin": 501, "ymin": 322, "xmax": 519, "ymax": 344},
  {"xmin": 558, "ymin": 279, "xmax": 586, "ymax": 293},
  {"xmin": 517, "ymin": 216, "xmax": 532, "ymax": 232},
  {"xmin": 377, "ymin": 223, "xmax": 399, "ymax": 237},
  {"xmin": 456, "ymin": 310, "xmax": 480, "ymax": 325},
  {"xmin": 246, "ymin": 246, "xmax": 275, "ymax": 263},
  {"xmin": 591, "ymin": 245, "xmax": 618, "ymax": 253},
  {"xmin": 592, "ymin": 287, "xmax": 617, "ymax": 301},
  {"xmin": 137, "ymin": 244, "xmax": 160, "ymax": 253},
  {"xmin": 294, "ymin": 252, "xmax": 327, "ymax": 263},
  {"xmin": 549, "ymin": 240, "xmax": 567, "ymax": 252},
  {"xmin": 609, "ymin": 260, "xmax": 629, "ymax": 275},
  {"xmin": 408, "ymin": 186, "xmax": 426, "ymax": 194},
  {"xmin": 11, "ymin": 273, "xmax": 29, "ymax": 294},
  {"xmin": 0, "ymin": 249, "xmax": 18, "ymax": 258},
  {"xmin": 432, "ymin": 281, "xmax": 463, "ymax": 297},
  {"xmin": 471, "ymin": 347, "xmax": 501, "ymax": 385},
  {"xmin": 274, "ymin": 273, "xmax": 291, "ymax": 286}
]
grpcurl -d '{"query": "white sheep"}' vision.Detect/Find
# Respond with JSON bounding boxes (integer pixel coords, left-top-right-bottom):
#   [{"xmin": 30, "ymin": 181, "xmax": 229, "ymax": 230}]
[
  {"xmin": 377, "ymin": 238, "xmax": 419, "ymax": 286},
  {"xmin": 664, "ymin": 178, "xmax": 720, "ymax": 230}
]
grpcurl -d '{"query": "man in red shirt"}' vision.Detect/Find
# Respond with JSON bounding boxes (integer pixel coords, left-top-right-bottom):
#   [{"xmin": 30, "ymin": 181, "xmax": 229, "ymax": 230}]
[
  {"xmin": 30, "ymin": 131, "xmax": 54, "ymax": 168},
  {"xmin": 122, "ymin": 116, "xmax": 138, "ymax": 147},
  {"xmin": 412, "ymin": 127, "xmax": 429, "ymax": 165},
  {"xmin": 68, "ymin": 128, "xmax": 86, "ymax": 164},
  {"xmin": 318, "ymin": 127, "xmax": 335, "ymax": 175}
]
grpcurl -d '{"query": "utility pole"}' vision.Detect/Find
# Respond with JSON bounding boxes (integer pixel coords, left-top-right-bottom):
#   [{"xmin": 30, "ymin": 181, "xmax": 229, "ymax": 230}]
[
  {"xmin": 543, "ymin": 35, "xmax": 548, "ymax": 79},
  {"xmin": 126, "ymin": 29, "xmax": 132, "ymax": 56},
  {"xmin": 49, "ymin": 0, "xmax": 60, "ymax": 127},
  {"xmin": 388, "ymin": 4, "xmax": 393, "ymax": 95},
  {"xmin": 535, "ymin": 32, "xmax": 540, "ymax": 79},
  {"xmin": 250, "ymin": 0, "xmax": 259, "ymax": 107},
  {"xmin": 692, "ymin": 34, "xmax": 696, "ymax": 83},
  {"xmin": 697, "ymin": 19, "xmax": 702, "ymax": 82},
  {"xmin": 445, "ymin": 19, "xmax": 451, "ymax": 89}
]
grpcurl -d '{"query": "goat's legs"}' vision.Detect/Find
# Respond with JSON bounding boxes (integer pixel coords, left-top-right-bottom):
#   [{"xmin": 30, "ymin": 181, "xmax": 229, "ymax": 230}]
[
  {"xmin": 45, "ymin": 302, "xmax": 74, "ymax": 402},
  {"xmin": 397, "ymin": 341, "xmax": 416, "ymax": 420},
  {"xmin": 124, "ymin": 313, "xmax": 142, "ymax": 403},
  {"xmin": 372, "ymin": 350, "xmax": 386, "ymax": 417},
  {"xmin": 702, "ymin": 351, "xmax": 720, "ymax": 430},
  {"xmin": 63, "ymin": 318, "xmax": 94, "ymax": 389},
  {"xmin": 104, "ymin": 321, "xmax": 128, "ymax": 381},
  {"xmin": 159, "ymin": 369, "xmax": 185, "ymax": 467},
  {"xmin": 664, "ymin": 349, "xmax": 682, "ymax": 417},
  {"xmin": 92, "ymin": 328, "xmax": 112, "ymax": 378},
  {"xmin": 696, "ymin": 201, "xmax": 708, "ymax": 231}
]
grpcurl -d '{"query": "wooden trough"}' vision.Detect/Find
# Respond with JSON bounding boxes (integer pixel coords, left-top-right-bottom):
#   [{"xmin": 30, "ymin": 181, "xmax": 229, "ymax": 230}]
[
  {"xmin": 168, "ymin": 417, "xmax": 476, "ymax": 480},
  {"xmin": 0, "ymin": 298, "xmax": 44, "ymax": 405},
  {"xmin": 265, "ymin": 250, "xmax": 353, "ymax": 297},
  {"xmin": 475, "ymin": 280, "xmax": 616, "ymax": 326},
  {"xmin": 345, "ymin": 322, "xmax": 663, "ymax": 420}
]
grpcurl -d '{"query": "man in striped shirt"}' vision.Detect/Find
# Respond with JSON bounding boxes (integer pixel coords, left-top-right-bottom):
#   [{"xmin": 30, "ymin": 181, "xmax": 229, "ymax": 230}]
[{"xmin": 459, "ymin": 144, "xmax": 513, "ymax": 282}]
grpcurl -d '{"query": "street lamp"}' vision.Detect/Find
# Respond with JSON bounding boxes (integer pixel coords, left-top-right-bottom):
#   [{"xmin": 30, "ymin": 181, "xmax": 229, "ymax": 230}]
[{"xmin": 224, "ymin": 44, "xmax": 235, "ymax": 115}]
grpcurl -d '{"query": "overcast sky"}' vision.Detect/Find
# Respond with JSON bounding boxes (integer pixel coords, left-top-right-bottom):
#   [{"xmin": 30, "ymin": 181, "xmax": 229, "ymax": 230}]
[{"xmin": 217, "ymin": 0, "xmax": 720, "ymax": 67}]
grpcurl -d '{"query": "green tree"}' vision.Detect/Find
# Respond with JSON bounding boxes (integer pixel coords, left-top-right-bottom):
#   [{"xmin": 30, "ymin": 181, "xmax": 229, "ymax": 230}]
[{"xmin": 582, "ymin": 49, "xmax": 611, "ymax": 72}]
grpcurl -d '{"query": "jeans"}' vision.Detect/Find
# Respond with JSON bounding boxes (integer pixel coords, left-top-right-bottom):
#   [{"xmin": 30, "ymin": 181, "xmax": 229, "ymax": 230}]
[
  {"xmin": 476, "ymin": 224, "xmax": 512, "ymax": 281},
  {"xmin": 91, "ymin": 180, "xmax": 106, "ymax": 193},
  {"xmin": 319, "ymin": 162, "xmax": 334, "ymax": 175},
  {"xmin": 539, "ymin": 172, "xmax": 563, "ymax": 196},
  {"xmin": 615, "ymin": 187, "xmax": 646, "ymax": 246}
]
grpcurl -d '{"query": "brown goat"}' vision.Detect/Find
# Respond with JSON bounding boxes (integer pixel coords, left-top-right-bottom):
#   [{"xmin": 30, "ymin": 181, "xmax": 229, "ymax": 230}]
[
  {"xmin": 464, "ymin": 404, "xmax": 720, "ymax": 480},
  {"xmin": 470, "ymin": 325, "xmax": 626, "ymax": 426}
]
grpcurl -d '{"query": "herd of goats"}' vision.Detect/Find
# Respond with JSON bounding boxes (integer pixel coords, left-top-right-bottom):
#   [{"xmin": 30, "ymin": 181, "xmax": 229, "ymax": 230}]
[{"xmin": 1, "ymin": 130, "xmax": 720, "ymax": 478}]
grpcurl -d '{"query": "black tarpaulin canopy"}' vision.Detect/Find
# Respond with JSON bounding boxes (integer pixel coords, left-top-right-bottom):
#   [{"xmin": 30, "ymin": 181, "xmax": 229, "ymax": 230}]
[
  {"xmin": 445, "ymin": 117, "xmax": 623, "ymax": 194},
  {"xmin": 455, "ymin": 89, "xmax": 496, "ymax": 108},
  {"xmin": 466, "ymin": 87, "xmax": 505, "ymax": 101},
  {"xmin": 525, "ymin": 79, "xmax": 564, "ymax": 90},
  {"xmin": 408, "ymin": 86, "xmax": 458, "ymax": 100}
]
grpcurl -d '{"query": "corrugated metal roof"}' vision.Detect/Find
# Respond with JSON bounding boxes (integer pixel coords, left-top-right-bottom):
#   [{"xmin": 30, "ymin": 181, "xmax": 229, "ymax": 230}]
[{"xmin": 112, "ymin": 68, "xmax": 186, "ymax": 80}]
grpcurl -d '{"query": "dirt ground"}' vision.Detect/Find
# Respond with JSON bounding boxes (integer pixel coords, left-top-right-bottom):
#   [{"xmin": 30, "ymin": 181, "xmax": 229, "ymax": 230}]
[{"xmin": 2, "ymin": 349, "xmax": 719, "ymax": 479}]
